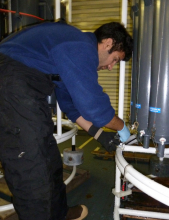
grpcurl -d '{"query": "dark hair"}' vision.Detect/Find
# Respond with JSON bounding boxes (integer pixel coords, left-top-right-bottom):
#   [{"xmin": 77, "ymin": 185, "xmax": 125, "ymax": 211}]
[{"xmin": 94, "ymin": 22, "xmax": 133, "ymax": 61}]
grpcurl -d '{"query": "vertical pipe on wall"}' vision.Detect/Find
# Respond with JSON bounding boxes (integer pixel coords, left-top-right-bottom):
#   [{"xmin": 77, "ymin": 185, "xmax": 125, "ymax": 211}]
[
  {"xmin": 148, "ymin": 0, "xmax": 169, "ymax": 155},
  {"xmin": 130, "ymin": 0, "xmax": 139, "ymax": 125},
  {"xmin": 118, "ymin": 0, "xmax": 128, "ymax": 119},
  {"xmin": 68, "ymin": 0, "xmax": 72, "ymax": 22},
  {"xmin": 7, "ymin": 0, "xmax": 12, "ymax": 34},
  {"xmin": 54, "ymin": 0, "xmax": 61, "ymax": 21},
  {"xmin": 114, "ymin": 1, "xmax": 128, "ymax": 220},
  {"xmin": 135, "ymin": 0, "xmax": 154, "ymax": 148}
]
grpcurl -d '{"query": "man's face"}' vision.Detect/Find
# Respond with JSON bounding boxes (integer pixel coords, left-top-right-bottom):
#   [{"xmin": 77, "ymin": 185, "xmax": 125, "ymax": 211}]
[{"xmin": 97, "ymin": 38, "xmax": 125, "ymax": 71}]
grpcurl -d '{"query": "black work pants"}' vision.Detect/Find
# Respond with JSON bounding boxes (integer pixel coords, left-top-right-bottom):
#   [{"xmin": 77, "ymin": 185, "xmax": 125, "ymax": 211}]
[{"xmin": 0, "ymin": 54, "xmax": 68, "ymax": 220}]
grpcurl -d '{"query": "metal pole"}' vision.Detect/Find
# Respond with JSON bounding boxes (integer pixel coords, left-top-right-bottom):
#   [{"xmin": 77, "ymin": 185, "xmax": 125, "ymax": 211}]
[{"xmin": 7, "ymin": 0, "xmax": 12, "ymax": 34}]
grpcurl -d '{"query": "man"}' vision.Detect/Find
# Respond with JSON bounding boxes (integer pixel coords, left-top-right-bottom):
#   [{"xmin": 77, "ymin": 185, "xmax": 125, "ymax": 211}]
[{"xmin": 0, "ymin": 21, "xmax": 133, "ymax": 220}]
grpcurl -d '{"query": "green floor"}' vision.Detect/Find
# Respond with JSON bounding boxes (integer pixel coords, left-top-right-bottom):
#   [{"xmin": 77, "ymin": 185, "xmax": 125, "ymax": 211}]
[
  {"xmin": 58, "ymin": 130, "xmax": 115, "ymax": 220},
  {"xmin": 58, "ymin": 130, "xmax": 151, "ymax": 220}
]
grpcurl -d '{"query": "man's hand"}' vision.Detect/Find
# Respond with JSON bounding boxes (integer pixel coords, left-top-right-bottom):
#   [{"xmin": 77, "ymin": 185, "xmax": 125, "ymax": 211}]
[
  {"xmin": 117, "ymin": 122, "xmax": 130, "ymax": 142},
  {"xmin": 88, "ymin": 125, "xmax": 120, "ymax": 152}
]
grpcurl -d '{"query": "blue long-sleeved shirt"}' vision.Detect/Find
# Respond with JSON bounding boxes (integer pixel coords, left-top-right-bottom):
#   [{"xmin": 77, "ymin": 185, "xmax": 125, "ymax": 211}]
[{"xmin": 0, "ymin": 22, "xmax": 115, "ymax": 127}]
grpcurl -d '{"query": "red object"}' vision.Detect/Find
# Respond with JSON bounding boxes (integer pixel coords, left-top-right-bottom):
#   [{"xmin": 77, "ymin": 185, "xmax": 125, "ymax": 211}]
[
  {"xmin": 122, "ymin": 182, "xmax": 125, "ymax": 200},
  {"xmin": 0, "ymin": 8, "xmax": 44, "ymax": 21}
]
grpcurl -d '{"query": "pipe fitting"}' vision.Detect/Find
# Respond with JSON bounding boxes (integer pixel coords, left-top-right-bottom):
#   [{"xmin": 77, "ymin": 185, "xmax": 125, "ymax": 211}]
[
  {"xmin": 140, "ymin": 130, "xmax": 145, "ymax": 137},
  {"xmin": 159, "ymin": 137, "xmax": 166, "ymax": 145}
]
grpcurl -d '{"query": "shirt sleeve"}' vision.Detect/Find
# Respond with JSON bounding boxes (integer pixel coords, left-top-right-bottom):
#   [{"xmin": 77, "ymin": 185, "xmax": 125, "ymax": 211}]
[
  {"xmin": 51, "ymin": 41, "xmax": 115, "ymax": 127},
  {"xmin": 54, "ymin": 82, "xmax": 81, "ymax": 122}
]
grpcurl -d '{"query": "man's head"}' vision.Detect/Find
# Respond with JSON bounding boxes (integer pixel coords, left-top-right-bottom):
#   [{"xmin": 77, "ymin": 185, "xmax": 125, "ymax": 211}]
[{"xmin": 94, "ymin": 22, "xmax": 133, "ymax": 71}]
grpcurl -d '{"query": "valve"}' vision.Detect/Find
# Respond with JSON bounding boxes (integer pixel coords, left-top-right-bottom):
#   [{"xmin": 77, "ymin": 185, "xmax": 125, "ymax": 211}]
[
  {"xmin": 140, "ymin": 130, "xmax": 145, "ymax": 137},
  {"xmin": 159, "ymin": 137, "xmax": 166, "ymax": 145}
]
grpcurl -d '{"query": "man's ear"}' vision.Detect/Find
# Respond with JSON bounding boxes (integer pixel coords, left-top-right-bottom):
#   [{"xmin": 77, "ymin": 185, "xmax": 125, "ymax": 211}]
[{"xmin": 103, "ymin": 38, "xmax": 113, "ymax": 51}]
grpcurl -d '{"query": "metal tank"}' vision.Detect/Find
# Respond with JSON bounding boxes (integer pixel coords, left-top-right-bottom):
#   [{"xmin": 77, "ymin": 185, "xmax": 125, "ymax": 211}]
[
  {"xmin": 135, "ymin": 0, "xmax": 154, "ymax": 148},
  {"xmin": 130, "ymin": 0, "xmax": 139, "ymax": 125},
  {"xmin": 148, "ymin": 0, "xmax": 169, "ymax": 157}
]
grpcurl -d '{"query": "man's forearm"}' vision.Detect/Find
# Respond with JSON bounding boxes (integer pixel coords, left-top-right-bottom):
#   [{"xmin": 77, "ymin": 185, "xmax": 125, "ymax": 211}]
[
  {"xmin": 105, "ymin": 115, "xmax": 124, "ymax": 131},
  {"xmin": 76, "ymin": 116, "xmax": 93, "ymax": 131},
  {"xmin": 76, "ymin": 115, "xmax": 124, "ymax": 132},
  {"xmin": 76, "ymin": 115, "xmax": 124, "ymax": 131},
  {"xmin": 76, "ymin": 115, "xmax": 129, "ymax": 143}
]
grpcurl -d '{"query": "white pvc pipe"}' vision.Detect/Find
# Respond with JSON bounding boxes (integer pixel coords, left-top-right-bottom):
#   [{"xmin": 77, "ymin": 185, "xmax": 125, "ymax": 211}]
[
  {"xmin": 114, "ymin": 166, "xmax": 121, "ymax": 220},
  {"xmin": 115, "ymin": 1, "xmax": 128, "ymax": 218},
  {"xmin": 121, "ymin": 0, "xmax": 128, "ymax": 27},
  {"xmin": 118, "ymin": 208, "xmax": 169, "ymax": 219},
  {"xmin": 116, "ymin": 148, "xmax": 169, "ymax": 196},
  {"xmin": 119, "ymin": 144, "xmax": 169, "ymax": 155},
  {"xmin": 116, "ymin": 147, "xmax": 169, "ymax": 206},
  {"xmin": 121, "ymin": 144, "xmax": 156, "ymax": 153},
  {"xmin": 53, "ymin": 120, "xmax": 77, "ymax": 144},
  {"xmin": 57, "ymin": 103, "xmax": 62, "ymax": 136},
  {"xmin": 68, "ymin": 0, "xmax": 72, "ymax": 22},
  {"xmin": 64, "ymin": 165, "xmax": 76, "ymax": 185},
  {"xmin": 72, "ymin": 135, "xmax": 75, "ymax": 145},
  {"xmin": 54, "ymin": 0, "xmax": 61, "ymax": 21},
  {"xmin": 118, "ymin": 62, "xmax": 125, "ymax": 119},
  {"xmin": 118, "ymin": 0, "xmax": 128, "ymax": 119}
]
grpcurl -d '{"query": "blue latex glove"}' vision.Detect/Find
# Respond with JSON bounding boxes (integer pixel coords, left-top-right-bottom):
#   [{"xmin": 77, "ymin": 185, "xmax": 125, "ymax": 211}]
[{"xmin": 118, "ymin": 123, "xmax": 130, "ymax": 142}]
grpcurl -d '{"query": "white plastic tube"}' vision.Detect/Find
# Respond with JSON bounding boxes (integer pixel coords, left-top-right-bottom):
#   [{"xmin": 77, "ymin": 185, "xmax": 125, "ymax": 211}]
[
  {"xmin": 54, "ymin": 0, "xmax": 61, "ymax": 20},
  {"xmin": 64, "ymin": 166, "xmax": 76, "ymax": 185},
  {"xmin": 114, "ymin": 0, "xmax": 128, "ymax": 219},
  {"xmin": 68, "ymin": 0, "xmax": 72, "ymax": 22},
  {"xmin": 115, "ymin": 147, "xmax": 169, "ymax": 206},
  {"xmin": 118, "ymin": 0, "xmax": 128, "ymax": 119},
  {"xmin": 116, "ymin": 148, "xmax": 169, "ymax": 197},
  {"xmin": 121, "ymin": 144, "xmax": 156, "ymax": 153},
  {"xmin": 121, "ymin": 144, "xmax": 169, "ymax": 155},
  {"xmin": 118, "ymin": 208, "xmax": 169, "ymax": 219},
  {"xmin": 114, "ymin": 165, "xmax": 121, "ymax": 220},
  {"xmin": 57, "ymin": 103, "xmax": 62, "ymax": 136},
  {"xmin": 53, "ymin": 120, "xmax": 77, "ymax": 144}
]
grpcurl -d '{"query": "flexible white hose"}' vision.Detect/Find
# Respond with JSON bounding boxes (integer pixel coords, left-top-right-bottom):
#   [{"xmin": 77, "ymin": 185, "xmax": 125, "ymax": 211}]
[
  {"xmin": 118, "ymin": 208, "xmax": 169, "ymax": 219},
  {"xmin": 64, "ymin": 166, "xmax": 76, "ymax": 185}
]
